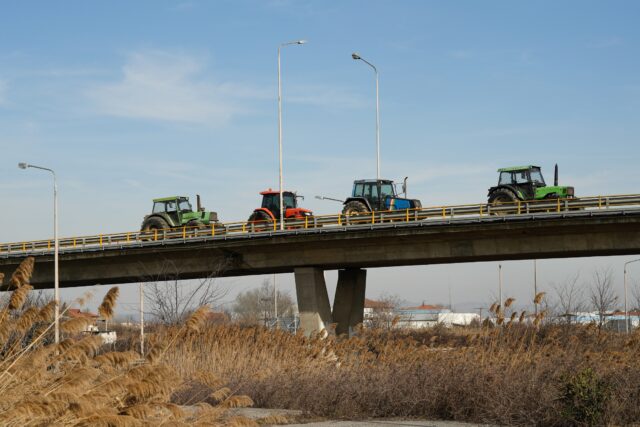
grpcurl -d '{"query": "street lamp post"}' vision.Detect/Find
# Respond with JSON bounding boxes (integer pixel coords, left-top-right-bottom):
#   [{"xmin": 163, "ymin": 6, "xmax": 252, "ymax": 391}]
[
  {"xmin": 278, "ymin": 39, "xmax": 306, "ymax": 231},
  {"xmin": 498, "ymin": 264, "xmax": 503, "ymax": 310},
  {"xmin": 352, "ymin": 52, "xmax": 380, "ymax": 180},
  {"xmin": 623, "ymin": 258, "xmax": 640, "ymax": 334},
  {"xmin": 18, "ymin": 162, "xmax": 59, "ymax": 344}
]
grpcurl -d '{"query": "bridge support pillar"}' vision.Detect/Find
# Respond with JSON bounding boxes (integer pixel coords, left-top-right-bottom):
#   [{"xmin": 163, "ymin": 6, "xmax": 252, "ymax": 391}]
[
  {"xmin": 294, "ymin": 267, "xmax": 333, "ymax": 336},
  {"xmin": 332, "ymin": 268, "xmax": 367, "ymax": 336}
]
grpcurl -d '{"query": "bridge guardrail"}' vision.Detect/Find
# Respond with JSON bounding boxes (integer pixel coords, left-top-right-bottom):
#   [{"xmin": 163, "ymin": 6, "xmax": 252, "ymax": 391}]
[{"xmin": 3, "ymin": 194, "xmax": 640, "ymax": 257}]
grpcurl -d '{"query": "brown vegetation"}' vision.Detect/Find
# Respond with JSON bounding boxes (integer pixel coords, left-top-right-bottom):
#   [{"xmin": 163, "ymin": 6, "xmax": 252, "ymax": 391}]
[
  {"xmin": 5, "ymin": 257, "xmax": 640, "ymax": 425},
  {"xmin": 0, "ymin": 258, "xmax": 258, "ymax": 426},
  {"xmin": 151, "ymin": 320, "xmax": 640, "ymax": 426}
]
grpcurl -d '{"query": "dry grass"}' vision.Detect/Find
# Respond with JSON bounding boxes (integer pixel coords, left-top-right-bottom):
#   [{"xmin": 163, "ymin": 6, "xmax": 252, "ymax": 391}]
[
  {"xmin": 0, "ymin": 258, "xmax": 257, "ymax": 426},
  {"xmin": 146, "ymin": 317, "xmax": 640, "ymax": 426},
  {"xmin": 7, "ymin": 256, "xmax": 640, "ymax": 425}
]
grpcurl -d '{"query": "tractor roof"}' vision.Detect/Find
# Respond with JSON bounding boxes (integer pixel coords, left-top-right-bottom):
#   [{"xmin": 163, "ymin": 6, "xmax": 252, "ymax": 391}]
[
  {"xmin": 152, "ymin": 196, "xmax": 188, "ymax": 202},
  {"xmin": 260, "ymin": 189, "xmax": 296, "ymax": 196},
  {"xmin": 354, "ymin": 179, "xmax": 394, "ymax": 184},
  {"xmin": 497, "ymin": 165, "xmax": 540, "ymax": 173}
]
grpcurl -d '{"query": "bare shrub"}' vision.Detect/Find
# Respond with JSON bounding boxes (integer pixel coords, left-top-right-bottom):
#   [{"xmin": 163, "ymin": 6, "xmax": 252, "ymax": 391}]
[
  {"xmin": 589, "ymin": 267, "xmax": 619, "ymax": 328},
  {"xmin": 143, "ymin": 260, "xmax": 229, "ymax": 324}
]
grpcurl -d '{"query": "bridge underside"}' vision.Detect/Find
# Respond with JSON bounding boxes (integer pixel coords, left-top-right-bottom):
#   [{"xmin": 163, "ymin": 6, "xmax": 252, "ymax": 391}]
[
  {"xmin": 1, "ymin": 212, "xmax": 639, "ymax": 290},
  {"xmin": 1, "ymin": 212, "xmax": 640, "ymax": 336}
]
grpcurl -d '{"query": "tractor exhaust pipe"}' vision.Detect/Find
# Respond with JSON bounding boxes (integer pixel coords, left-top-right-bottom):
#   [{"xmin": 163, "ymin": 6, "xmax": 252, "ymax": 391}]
[
  {"xmin": 403, "ymin": 177, "xmax": 408, "ymax": 198},
  {"xmin": 554, "ymin": 164, "xmax": 559, "ymax": 186},
  {"xmin": 196, "ymin": 194, "xmax": 203, "ymax": 212}
]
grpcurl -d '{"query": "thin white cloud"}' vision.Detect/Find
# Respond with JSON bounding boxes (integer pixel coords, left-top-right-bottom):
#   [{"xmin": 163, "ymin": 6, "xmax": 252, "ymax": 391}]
[
  {"xmin": 587, "ymin": 37, "xmax": 623, "ymax": 49},
  {"xmin": 86, "ymin": 50, "xmax": 248, "ymax": 125},
  {"xmin": 448, "ymin": 50, "xmax": 475, "ymax": 60},
  {"xmin": 287, "ymin": 84, "xmax": 366, "ymax": 109}
]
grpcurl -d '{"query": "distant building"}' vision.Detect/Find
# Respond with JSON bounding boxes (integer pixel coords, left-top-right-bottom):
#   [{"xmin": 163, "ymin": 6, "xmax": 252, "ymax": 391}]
[
  {"xmin": 561, "ymin": 310, "xmax": 640, "ymax": 331},
  {"xmin": 363, "ymin": 298, "xmax": 395, "ymax": 328},
  {"xmin": 395, "ymin": 303, "xmax": 480, "ymax": 328}
]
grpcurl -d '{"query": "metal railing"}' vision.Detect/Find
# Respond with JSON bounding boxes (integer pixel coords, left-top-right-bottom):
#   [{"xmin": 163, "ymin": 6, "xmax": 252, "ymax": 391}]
[{"xmin": 2, "ymin": 194, "xmax": 640, "ymax": 257}]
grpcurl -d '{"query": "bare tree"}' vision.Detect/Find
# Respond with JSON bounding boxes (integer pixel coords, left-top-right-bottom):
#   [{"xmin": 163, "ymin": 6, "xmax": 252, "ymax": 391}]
[
  {"xmin": 551, "ymin": 272, "xmax": 585, "ymax": 323},
  {"xmin": 365, "ymin": 293, "xmax": 402, "ymax": 330},
  {"xmin": 143, "ymin": 260, "xmax": 229, "ymax": 324},
  {"xmin": 232, "ymin": 279, "xmax": 294, "ymax": 326},
  {"xmin": 589, "ymin": 267, "xmax": 618, "ymax": 328}
]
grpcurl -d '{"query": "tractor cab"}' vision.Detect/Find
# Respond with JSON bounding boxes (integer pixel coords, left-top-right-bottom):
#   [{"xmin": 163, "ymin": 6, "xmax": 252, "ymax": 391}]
[
  {"xmin": 249, "ymin": 189, "xmax": 312, "ymax": 224},
  {"xmin": 260, "ymin": 190, "xmax": 300, "ymax": 220},
  {"xmin": 351, "ymin": 179, "xmax": 398, "ymax": 211},
  {"xmin": 151, "ymin": 196, "xmax": 196, "ymax": 225},
  {"xmin": 496, "ymin": 166, "xmax": 545, "ymax": 201}
]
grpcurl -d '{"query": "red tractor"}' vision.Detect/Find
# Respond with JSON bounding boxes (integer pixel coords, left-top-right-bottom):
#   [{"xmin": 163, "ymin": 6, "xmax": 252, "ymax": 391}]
[{"xmin": 248, "ymin": 189, "xmax": 312, "ymax": 228}]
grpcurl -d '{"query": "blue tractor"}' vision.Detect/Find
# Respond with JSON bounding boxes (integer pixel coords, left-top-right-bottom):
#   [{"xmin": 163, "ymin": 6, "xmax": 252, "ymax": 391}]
[{"xmin": 342, "ymin": 179, "xmax": 422, "ymax": 215}]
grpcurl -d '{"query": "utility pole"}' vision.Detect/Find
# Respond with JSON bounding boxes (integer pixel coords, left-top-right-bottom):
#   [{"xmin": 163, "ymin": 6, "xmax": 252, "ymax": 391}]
[
  {"xmin": 273, "ymin": 273, "xmax": 278, "ymax": 329},
  {"xmin": 534, "ymin": 259, "xmax": 538, "ymax": 316},
  {"xmin": 139, "ymin": 282, "xmax": 144, "ymax": 355},
  {"xmin": 498, "ymin": 264, "xmax": 503, "ymax": 310}
]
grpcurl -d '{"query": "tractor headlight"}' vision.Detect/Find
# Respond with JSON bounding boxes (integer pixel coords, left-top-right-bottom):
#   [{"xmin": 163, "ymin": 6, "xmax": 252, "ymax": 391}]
[{"xmin": 566, "ymin": 187, "xmax": 575, "ymax": 197}]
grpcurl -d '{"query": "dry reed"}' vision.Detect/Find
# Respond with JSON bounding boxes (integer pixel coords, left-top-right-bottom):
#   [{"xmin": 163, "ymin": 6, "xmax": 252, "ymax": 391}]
[{"xmin": 0, "ymin": 259, "xmax": 256, "ymax": 426}]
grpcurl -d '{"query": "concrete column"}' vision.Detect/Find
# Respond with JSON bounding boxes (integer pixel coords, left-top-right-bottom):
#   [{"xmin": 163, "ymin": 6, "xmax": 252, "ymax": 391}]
[
  {"xmin": 294, "ymin": 267, "xmax": 333, "ymax": 336},
  {"xmin": 332, "ymin": 268, "xmax": 367, "ymax": 336}
]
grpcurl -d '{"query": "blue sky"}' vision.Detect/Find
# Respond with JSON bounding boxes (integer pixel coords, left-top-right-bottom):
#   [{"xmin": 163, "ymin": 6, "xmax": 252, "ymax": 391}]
[{"xmin": 2, "ymin": 1, "xmax": 640, "ymax": 314}]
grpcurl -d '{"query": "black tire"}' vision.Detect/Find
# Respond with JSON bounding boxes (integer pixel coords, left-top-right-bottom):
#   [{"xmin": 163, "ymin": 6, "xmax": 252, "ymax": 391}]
[
  {"xmin": 186, "ymin": 219, "xmax": 205, "ymax": 229},
  {"xmin": 342, "ymin": 201, "xmax": 369, "ymax": 216},
  {"xmin": 141, "ymin": 216, "xmax": 169, "ymax": 232},
  {"xmin": 488, "ymin": 188, "xmax": 519, "ymax": 215},
  {"xmin": 248, "ymin": 210, "xmax": 274, "ymax": 231}
]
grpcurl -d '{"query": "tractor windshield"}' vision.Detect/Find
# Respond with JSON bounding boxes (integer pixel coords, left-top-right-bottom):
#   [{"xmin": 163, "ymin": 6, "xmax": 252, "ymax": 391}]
[
  {"xmin": 380, "ymin": 183, "xmax": 396, "ymax": 198},
  {"xmin": 178, "ymin": 198, "xmax": 192, "ymax": 212},
  {"xmin": 499, "ymin": 172, "xmax": 513, "ymax": 185},
  {"xmin": 530, "ymin": 168, "xmax": 545, "ymax": 185},
  {"xmin": 283, "ymin": 193, "xmax": 296, "ymax": 209}
]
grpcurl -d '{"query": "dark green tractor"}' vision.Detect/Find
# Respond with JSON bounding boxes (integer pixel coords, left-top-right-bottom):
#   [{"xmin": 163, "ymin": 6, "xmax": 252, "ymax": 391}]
[
  {"xmin": 488, "ymin": 165, "xmax": 575, "ymax": 207},
  {"xmin": 140, "ymin": 195, "xmax": 218, "ymax": 231}
]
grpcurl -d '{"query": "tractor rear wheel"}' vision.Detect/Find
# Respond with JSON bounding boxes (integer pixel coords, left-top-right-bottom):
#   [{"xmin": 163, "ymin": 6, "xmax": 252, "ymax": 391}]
[
  {"xmin": 343, "ymin": 201, "xmax": 370, "ymax": 225},
  {"xmin": 141, "ymin": 216, "xmax": 169, "ymax": 240},
  {"xmin": 488, "ymin": 188, "xmax": 519, "ymax": 215},
  {"xmin": 142, "ymin": 216, "xmax": 169, "ymax": 231},
  {"xmin": 248, "ymin": 210, "xmax": 274, "ymax": 231}
]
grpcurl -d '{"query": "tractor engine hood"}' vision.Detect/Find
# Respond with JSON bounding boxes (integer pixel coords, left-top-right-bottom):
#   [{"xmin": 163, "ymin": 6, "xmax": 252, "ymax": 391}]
[{"xmin": 286, "ymin": 207, "xmax": 313, "ymax": 218}]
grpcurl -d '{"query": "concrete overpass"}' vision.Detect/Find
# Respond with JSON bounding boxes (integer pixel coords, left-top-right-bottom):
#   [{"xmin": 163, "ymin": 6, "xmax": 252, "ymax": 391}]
[{"xmin": 2, "ymin": 201, "xmax": 640, "ymax": 335}]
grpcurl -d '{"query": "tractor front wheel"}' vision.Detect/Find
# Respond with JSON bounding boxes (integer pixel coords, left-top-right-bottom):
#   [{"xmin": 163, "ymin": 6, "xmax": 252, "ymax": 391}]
[{"xmin": 488, "ymin": 188, "xmax": 519, "ymax": 215}]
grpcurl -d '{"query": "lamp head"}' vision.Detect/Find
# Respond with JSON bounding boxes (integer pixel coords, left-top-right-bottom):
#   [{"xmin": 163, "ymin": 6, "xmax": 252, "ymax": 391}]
[
  {"xmin": 352, "ymin": 52, "xmax": 361, "ymax": 60},
  {"xmin": 18, "ymin": 162, "xmax": 28, "ymax": 170},
  {"xmin": 296, "ymin": 40, "xmax": 307, "ymax": 45}
]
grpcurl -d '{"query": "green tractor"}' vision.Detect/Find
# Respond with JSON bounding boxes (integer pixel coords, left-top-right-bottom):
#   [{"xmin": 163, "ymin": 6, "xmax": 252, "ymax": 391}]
[
  {"xmin": 140, "ymin": 195, "xmax": 218, "ymax": 231},
  {"xmin": 488, "ymin": 165, "xmax": 575, "ymax": 206}
]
